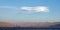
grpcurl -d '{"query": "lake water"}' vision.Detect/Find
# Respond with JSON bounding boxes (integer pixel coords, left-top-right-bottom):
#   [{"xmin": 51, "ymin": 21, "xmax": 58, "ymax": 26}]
[{"xmin": 0, "ymin": 28, "xmax": 60, "ymax": 30}]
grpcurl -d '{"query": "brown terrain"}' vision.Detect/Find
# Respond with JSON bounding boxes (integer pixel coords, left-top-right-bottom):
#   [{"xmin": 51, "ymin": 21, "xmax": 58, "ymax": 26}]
[
  {"xmin": 0, "ymin": 22, "xmax": 16, "ymax": 27},
  {"xmin": 0, "ymin": 22, "xmax": 60, "ymax": 27}
]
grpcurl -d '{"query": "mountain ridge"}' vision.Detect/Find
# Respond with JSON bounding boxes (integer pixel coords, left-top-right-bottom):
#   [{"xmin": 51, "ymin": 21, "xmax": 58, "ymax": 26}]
[{"xmin": 0, "ymin": 22, "xmax": 60, "ymax": 27}]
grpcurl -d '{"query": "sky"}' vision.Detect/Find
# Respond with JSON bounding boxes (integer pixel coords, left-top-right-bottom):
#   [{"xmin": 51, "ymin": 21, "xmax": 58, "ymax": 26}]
[{"xmin": 0, "ymin": 0, "xmax": 60, "ymax": 23}]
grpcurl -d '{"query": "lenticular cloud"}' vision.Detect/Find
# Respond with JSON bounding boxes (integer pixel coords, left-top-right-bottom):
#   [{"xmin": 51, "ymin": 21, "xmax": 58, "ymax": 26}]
[{"xmin": 20, "ymin": 6, "xmax": 49, "ymax": 12}]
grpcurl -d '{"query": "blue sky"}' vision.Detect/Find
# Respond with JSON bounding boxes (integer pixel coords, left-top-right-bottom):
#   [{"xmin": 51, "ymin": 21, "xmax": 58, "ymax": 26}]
[{"xmin": 0, "ymin": 0, "xmax": 60, "ymax": 23}]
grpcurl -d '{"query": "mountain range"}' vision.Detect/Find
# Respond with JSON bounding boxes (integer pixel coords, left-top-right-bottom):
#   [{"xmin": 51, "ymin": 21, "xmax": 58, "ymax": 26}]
[{"xmin": 0, "ymin": 22, "xmax": 60, "ymax": 27}]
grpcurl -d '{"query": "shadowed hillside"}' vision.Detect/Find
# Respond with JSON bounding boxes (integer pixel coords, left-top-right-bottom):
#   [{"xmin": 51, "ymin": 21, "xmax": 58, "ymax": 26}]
[{"xmin": 49, "ymin": 23, "xmax": 60, "ymax": 28}]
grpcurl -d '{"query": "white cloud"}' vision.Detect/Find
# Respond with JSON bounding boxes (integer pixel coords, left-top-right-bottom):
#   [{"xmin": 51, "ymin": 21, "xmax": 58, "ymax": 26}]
[
  {"xmin": 20, "ymin": 6, "xmax": 49, "ymax": 12},
  {"xmin": 0, "ymin": 6, "xmax": 18, "ymax": 10},
  {"xmin": 21, "ymin": 7, "xmax": 32, "ymax": 11},
  {"xmin": 0, "ymin": 6, "xmax": 49, "ymax": 13}
]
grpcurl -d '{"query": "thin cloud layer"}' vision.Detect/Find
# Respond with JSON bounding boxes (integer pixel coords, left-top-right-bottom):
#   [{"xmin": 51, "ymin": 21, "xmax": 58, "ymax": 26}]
[
  {"xmin": 20, "ymin": 6, "xmax": 49, "ymax": 12},
  {"xmin": 0, "ymin": 6, "xmax": 49, "ymax": 13},
  {"xmin": 0, "ymin": 6, "xmax": 18, "ymax": 10}
]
